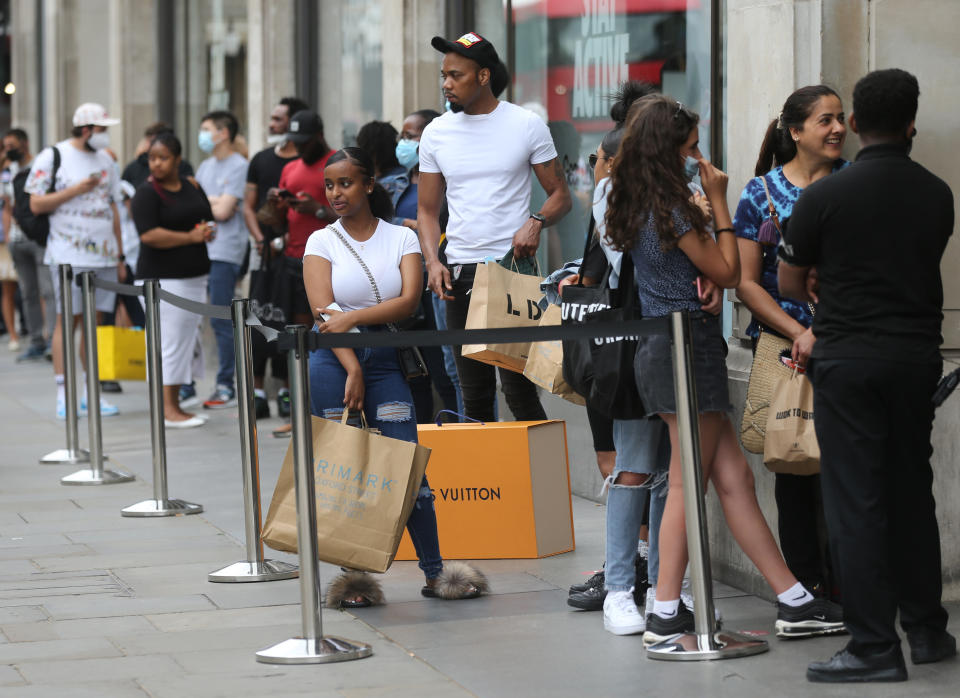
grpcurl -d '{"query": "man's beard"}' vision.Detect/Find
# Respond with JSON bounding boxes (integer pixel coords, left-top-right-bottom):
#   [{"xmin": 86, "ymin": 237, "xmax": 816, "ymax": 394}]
[
  {"xmin": 449, "ymin": 102, "xmax": 464, "ymax": 113},
  {"xmin": 299, "ymin": 139, "xmax": 327, "ymax": 164}
]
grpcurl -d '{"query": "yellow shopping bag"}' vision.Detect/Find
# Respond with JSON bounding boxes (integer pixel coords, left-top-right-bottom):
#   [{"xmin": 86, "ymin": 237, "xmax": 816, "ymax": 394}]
[{"xmin": 97, "ymin": 326, "xmax": 146, "ymax": 381}]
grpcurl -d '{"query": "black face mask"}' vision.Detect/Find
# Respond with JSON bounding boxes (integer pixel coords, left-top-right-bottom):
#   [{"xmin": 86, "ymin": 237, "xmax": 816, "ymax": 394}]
[
  {"xmin": 298, "ymin": 137, "xmax": 328, "ymax": 165},
  {"xmin": 6, "ymin": 149, "xmax": 22, "ymax": 162}
]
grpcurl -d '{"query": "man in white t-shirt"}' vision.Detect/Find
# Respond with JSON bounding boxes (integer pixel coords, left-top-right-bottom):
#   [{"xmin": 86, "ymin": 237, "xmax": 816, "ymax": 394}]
[
  {"xmin": 25, "ymin": 103, "xmax": 125, "ymax": 418},
  {"xmin": 418, "ymin": 32, "xmax": 571, "ymax": 422}
]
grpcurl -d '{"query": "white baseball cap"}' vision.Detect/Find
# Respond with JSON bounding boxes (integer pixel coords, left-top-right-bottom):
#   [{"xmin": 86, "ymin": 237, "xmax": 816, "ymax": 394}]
[{"xmin": 72, "ymin": 103, "xmax": 121, "ymax": 127}]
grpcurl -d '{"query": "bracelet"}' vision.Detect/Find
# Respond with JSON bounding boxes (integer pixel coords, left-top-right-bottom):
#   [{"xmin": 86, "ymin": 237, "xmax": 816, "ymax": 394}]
[
  {"xmin": 714, "ymin": 227, "xmax": 735, "ymax": 235},
  {"xmin": 117, "ymin": 254, "xmax": 125, "ymax": 262}
]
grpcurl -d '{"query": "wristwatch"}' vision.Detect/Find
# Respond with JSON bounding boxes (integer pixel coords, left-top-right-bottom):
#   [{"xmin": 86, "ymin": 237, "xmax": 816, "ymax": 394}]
[
  {"xmin": 529, "ymin": 212, "xmax": 546, "ymax": 225},
  {"xmin": 117, "ymin": 254, "xmax": 126, "ymax": 262}
]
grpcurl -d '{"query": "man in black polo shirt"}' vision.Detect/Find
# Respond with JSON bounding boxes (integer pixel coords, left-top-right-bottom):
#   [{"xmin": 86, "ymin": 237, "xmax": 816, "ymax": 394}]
[{"xmin": 779, "ymin": 68, "xmax": 955, "ymax": 683}]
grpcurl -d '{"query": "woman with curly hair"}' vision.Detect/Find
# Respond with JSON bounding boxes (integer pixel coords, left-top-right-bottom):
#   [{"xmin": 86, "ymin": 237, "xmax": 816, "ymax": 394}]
[{"xmin": 603, "ymin": 95, "xmax": 844, "ymax": 645}]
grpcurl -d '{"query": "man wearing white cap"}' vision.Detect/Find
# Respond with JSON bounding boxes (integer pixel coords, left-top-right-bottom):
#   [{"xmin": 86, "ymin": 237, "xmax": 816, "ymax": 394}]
[{"xmin": 25, "ymin": 102, "xmax": 126, "ymax": 418}]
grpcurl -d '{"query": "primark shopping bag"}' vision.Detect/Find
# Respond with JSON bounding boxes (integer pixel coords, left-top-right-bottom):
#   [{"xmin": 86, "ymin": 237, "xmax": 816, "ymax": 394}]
[
  {"xmin": 96, "ymin": 326, "xmax": 146, "ymax": 381},
  {"xmin": 461, "ymin": 258, "xmax": 544, "ymax": 373},
  {"xmin": 262, "ymin": 412, "xmax": 430, "ymax": 573},
  {"xmin": 523, "ymin": 304, "xmax": 585, "ymax": 405},
  {"xmin": 763, "ymin": 369, "xmax": 820, "ymax": 475}
]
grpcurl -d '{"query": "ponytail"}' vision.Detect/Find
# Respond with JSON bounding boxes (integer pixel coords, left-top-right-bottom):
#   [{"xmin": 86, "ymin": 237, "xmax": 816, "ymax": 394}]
[
  {"xmin": 754, "ymin": 118, "xmax": 794, "ymax": 176},
  {"xmin": 754, "ymin": 84, "xmax": 840, "ymax": 176},
  {"xmin": 368, "ymin": 183, "xmax": 394, "ymax": 221}
]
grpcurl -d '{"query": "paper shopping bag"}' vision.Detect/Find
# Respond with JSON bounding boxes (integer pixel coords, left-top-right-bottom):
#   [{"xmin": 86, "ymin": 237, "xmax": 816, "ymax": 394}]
[
  {"xmin": 462, "ymin": 261, "xmax": 544, "ymax": 373},
  {"xmin": 523, "ymin": 305, "xmax": 585, "ymax": 405},
  {"xmin": 262, "ymin": 413, "xmax": 431, "ymax": 573},
  {"xmin": 96, "ymin": 326, "xmax": 146, "ymax": 381},
  {"xmin": 763, "ymin": 370, "xmax": 820, "ymax": 475}
]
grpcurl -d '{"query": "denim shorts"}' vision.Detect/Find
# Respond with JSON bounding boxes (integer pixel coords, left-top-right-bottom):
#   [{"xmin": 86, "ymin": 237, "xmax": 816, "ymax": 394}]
[{"xmin": 634, "ymin": 312, "xmax": 731, "ymax": 416}]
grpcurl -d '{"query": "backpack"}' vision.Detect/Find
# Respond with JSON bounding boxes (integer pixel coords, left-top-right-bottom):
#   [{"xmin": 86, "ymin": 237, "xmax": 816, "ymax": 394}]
[{"xmin": 12, "ymin": 146, "xmax": 60, "ymax": 247}]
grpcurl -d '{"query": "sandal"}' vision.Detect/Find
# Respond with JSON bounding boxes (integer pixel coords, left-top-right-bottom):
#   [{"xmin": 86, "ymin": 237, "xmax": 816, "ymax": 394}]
[
  {"xmin": 272, "ymin": 423, "xmax": 292, "ymax": 438},
  {"xmin": 324, "ymin": 571, "xmax": 385, "ymax": 608},
  {"xmin": 423, "ymin": 562, "xmax": 489, "ymax": 600}
]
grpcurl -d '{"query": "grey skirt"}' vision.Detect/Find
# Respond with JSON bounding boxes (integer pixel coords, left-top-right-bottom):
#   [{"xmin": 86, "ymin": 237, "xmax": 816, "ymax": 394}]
[{"xmin": 634, "ymin": 312, "xmax": 731, "ymax": 416}]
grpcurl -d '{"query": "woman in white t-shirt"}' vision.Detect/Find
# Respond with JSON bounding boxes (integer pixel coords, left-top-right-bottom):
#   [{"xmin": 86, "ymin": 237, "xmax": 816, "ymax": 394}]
[{"xmin": 302, "ymin": 147, "xmax": 487, "ymax": 607}]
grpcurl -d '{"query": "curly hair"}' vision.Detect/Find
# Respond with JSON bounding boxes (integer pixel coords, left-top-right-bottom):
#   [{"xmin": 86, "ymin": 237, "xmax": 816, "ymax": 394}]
[
  {"xmin": 604, "ymin": 95, "xmax": 706, "ymax": 253},
  {"xmin": 852, "ymin": 69, "xmax": 919, "ymax": 137},
  {"xmin": 754, "ymin": 85, "xmax": 840, "ymax": 176},
  {"xmin": 600, "ymin": 80, "xmax": 657, "ymax": 157}
]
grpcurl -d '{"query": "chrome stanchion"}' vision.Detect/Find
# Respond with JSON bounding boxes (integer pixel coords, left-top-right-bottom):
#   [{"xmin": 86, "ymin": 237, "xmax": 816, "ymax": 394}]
[
  {"xmin": 209, "ymin": 300, "xmax": 298, "ymax": 582},
  {"xmin": 647, "ymin": 311, "xmax": 768, "ymax": 661},
  {"xmin": 256, "ymin": 325, "xmax": 372, "ymax": 664},
  {"xmin": 121, "ymin": 280, "xmax": 202, "ymax": 517},
  {"xmin": 61, "ymin": 272, "xmax": 134, "ymax": 485},
  {"xmin": 40, "ymin": 264, "xmax": 90, "ymax": 465}
]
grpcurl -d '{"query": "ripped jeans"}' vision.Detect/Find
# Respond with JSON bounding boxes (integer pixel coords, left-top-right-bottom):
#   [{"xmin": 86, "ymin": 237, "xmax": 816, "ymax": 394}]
[
  {"xmin": 604, "ymin": 417, "xmax": 670, "ymax": 593},
  {"xmin": 308, "ymin": 340, "xmax": 443, "ymax": 579}
]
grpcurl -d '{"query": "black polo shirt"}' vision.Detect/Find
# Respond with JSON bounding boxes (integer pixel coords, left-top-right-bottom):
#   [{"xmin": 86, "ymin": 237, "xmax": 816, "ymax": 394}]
[{"xmin": 780, "ymin": 143, "xmax": 954, "ymax": 364}]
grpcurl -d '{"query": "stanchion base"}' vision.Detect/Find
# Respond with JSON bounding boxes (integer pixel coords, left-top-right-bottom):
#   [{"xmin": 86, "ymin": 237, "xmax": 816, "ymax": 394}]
[
  {"xmin": 646, "ymin": 630, "xmax": 769, "ymax": 661},
  {"xmin": 60, "ymin": 467, "xmax": 134, "ymax": 486},
  {"xmin": 121, "ymin": 499, "xmax": 204, "ymax": 517},
  {"xmin": 256, "ymin": 636, "xmax": 372, "ymax": 664},
  {"xmin": 207, "ymin": 560, "xmax": 299, "ymax": 583},
  {"xmin": 39, "ymin": 448, "xmax": 91, "ymax": 465}
]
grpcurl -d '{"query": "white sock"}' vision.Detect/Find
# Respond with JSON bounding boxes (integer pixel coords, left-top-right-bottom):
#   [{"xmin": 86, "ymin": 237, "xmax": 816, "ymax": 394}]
[
  {"xmin": 55, "ymin": 374, "xmax": 65, "ymax": 402},
  {"xmin": 777, "ymin": 582, "xmax": 814, "ymax": 607},
  {"xmin": 81, "ymin": 373, "xmax": 88, "ymax": 401},
  {"xmin": 653, "ymin": 598, "xmax": 679, "ymax": 618},
  {"xmin": 254, "ymin": 388, "xmax": 267, "ymax": 399}
]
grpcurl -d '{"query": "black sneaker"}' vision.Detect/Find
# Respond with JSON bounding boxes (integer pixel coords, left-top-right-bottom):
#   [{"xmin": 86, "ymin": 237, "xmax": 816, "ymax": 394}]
[
  {"xmin": 254, "ymin": 395, "xmax": 270, "ymax": 420},
  {"xmin": 567, "ymin": 584, "xmax": 606, "ymax": 611},
  {"xmin": 277, "ymin": 389, "xmax": 291, "ymax": 418},
  {"xmin": 776, "ymin": 597, "xmax": 846, "ymax": 638},
  {"xmin": 632, "ymin": 553, "xmax": 650, "ymax": 607},
  {"xmin": 643, "ymin": 603, "xmax": 695, "ymax": 646},
  {"xmin": 569, "ymin": 569, "xmax": 604, "ymax": 594},
  {"xmin": 100, "ymin": 380, "xmax": 123, "ymax": 393}
]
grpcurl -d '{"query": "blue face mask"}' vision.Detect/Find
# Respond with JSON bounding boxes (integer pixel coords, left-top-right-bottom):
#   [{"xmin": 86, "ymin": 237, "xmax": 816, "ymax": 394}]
[
  {"xmin": 683, "ymin": 155, "xmax": 700, "ymax": 182},
  {"xmin": 395, "ymin": 139, "xmax": 419, "ymax": 170},
  {"xmin": 198, "ymin": 130, "xmax": 216, "ymax": 154}
]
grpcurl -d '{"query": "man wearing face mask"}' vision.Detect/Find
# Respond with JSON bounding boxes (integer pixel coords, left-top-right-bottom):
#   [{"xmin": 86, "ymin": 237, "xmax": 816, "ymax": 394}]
[
  {"xmin": 24, "ymin": 103, "xmax": 125, "ymax": 418},
  {"xmin": 194, "ymin": 110, "xmax": 249, "ymax": 410}
]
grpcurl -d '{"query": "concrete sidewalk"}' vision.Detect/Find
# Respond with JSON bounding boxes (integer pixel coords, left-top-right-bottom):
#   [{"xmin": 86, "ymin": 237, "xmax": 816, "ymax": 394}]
[{"xmin": 0, "ymin": 347, "xmax": 957, "ymax": 697}]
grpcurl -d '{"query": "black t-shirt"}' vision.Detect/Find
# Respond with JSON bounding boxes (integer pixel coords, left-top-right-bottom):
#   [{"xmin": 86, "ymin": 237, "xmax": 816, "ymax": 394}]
[
  {"xmin": 122, "ymin": 152, "xmax": 194, "ymax": 189},
  {"xmin": 781, "ymin": 143, "xmax": 954, "ymax": 364},
  {"xmin": 132, "ymin": 180, "xmax": 213, "ymax": 280},
  {"xmin": 247, "ymin": 147, "xmax": 299, "ymax": 240}
]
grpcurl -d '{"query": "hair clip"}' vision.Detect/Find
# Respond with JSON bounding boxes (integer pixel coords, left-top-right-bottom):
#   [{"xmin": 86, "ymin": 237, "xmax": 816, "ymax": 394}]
[{"xmin": 776, "ymin": 112, "xmax": 784, "ymax": 130}]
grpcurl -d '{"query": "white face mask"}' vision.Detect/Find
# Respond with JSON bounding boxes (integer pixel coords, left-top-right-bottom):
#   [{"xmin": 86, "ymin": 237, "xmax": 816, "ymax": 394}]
[
  {"xmin": 266, "ymin": 134, "xmax": 286, "ymax": 146},
  {"xmin": 87, "ymin": 131, "xmax": 110, "ymax": 151}
]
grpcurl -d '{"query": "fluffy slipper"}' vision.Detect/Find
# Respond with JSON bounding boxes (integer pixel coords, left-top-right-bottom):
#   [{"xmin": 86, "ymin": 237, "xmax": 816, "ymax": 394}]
[
  {"xmin": 428, "ymin": 562, "xmax": 489, "ymax": 600},
  {"xmin": 324, "ymin": 571, "xmax": 385, "ymax": 609}
]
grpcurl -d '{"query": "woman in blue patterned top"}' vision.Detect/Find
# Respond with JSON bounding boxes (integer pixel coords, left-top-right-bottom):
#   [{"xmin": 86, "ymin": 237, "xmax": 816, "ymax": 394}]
[
  {"xmin": 605, "ymin": 95, "xmax": 844, "ymax": 644},
  {"xmin": 733, "ymin": 86, "xmax": 848, "ymax": 604}
]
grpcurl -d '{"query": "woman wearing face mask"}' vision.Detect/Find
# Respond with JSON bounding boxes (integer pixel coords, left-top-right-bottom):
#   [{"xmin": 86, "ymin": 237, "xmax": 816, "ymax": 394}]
[
  {"xmin": 733, "ymin": 85, "xmax": 848, "ymax": 601},
  {"xmin": 302, "ymin": 146, "xmax": 487, "ymax": 606},
  {"xmin": 392, "ymin": 109, "xmax": 442, "ymax": 230},
  {"xmin": 603, "ymin": 95, "xmax": 845, "ymax": 645}
]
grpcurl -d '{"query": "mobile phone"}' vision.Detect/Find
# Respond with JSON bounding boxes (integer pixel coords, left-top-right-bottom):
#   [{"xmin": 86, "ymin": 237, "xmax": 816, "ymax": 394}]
[
  {"xmin": 695, "ymin": 276, "xmax": 704, "ymax": 300},
  {"xmin": 276, "ymin": 188, "xmax": 296, "ymax": 199}
]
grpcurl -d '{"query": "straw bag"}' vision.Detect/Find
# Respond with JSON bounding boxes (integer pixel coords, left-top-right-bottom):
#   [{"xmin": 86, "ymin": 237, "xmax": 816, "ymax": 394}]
[{"xmin": 740, "ymin": 330, "xmax": 793, "ymax": 453}]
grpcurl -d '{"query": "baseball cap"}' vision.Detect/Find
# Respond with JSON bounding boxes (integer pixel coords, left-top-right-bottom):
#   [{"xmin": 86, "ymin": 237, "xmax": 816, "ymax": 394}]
[
  {"xmin": 285, "ymin": 110, "xmax": 324, "ymax": 144},
  {"xmin": 72, "ymin": 103, "xmax": 120, "ymax": 127},
  {"xmin": 431, "ymin": 32, "xmax": 510, "ymax": 97}
]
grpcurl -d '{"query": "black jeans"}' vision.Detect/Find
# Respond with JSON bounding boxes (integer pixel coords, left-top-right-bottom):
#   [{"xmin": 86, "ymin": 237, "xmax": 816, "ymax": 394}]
[
  {"xmin": 775, "ymin": 472, "xmax": 832, "ymax": 593},
  {"xmin": 444, "ymin": 263, "xmax": 546, "ymax": 422},
  {"xmin": 809, "ymin": 357, "xmax": 948, "ymax": 654}
]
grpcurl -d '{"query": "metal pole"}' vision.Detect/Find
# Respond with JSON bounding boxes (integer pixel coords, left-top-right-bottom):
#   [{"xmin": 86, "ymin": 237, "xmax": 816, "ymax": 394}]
[
  {"xmin": 209, "ymin": 300, "xmax": 298, "ymax": 582},
  {"xmin": 256, "ymin": 325, "xmax": 372, "ymax": 665},
  {"xmin": 40, "ymin": 264, "xmax": 90, "ymax": 465},
  {"xmin": 647, "ymin": 311, "xmax": 768, "ymax": 661},
  {"xmin": 61, "ymin": 272, "xmax": 133, "ymax": 485},
  {"xmin": 121, "ymin": 280, "xmax": 202, "ymax": 517}
]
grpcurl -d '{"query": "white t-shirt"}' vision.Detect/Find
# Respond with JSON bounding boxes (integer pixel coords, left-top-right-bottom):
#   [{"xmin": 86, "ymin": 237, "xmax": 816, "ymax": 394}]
[
  {"xmin": 1, "ymin": 161, "xmax": 23, "ymax": 243},
  {"xmin": 418, "ymin": 101, "xmax": 557, "ymax": 264},
  {"xmin": 303, "ymin": 219, "xmax": 421, "ymax": 312},
  {"xmin": 25, "ymin": 140, "xmax": 122, "ymax": 267},
  {"xmin": 195, "ymin": 152, "xmax": 249, "ymax": 265}
]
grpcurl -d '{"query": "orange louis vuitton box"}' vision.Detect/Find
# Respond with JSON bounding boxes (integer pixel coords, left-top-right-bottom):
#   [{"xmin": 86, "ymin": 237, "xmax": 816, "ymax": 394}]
[{"xmin": 395, "ymin": 420, "xmax": 575, "ymax": 560}]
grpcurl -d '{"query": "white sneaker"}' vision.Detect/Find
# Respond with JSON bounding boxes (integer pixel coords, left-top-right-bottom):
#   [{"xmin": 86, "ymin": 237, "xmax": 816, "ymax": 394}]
[
  {"xmin": 645, "ymin": 586, "xmax": 656, "ymax": 617},
  {"xmin": 680, "ymin": 577, "xmax": 723, "ymax": 624},
  {"xmin": 603, "ymin": 590, "xmax": 646, "ymax": 636}
]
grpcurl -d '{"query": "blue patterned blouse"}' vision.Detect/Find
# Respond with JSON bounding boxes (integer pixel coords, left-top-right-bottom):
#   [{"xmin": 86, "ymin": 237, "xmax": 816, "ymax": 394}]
[{"xmin": 733, "ymin": 162, "xmax": 848, "ymax": 337}]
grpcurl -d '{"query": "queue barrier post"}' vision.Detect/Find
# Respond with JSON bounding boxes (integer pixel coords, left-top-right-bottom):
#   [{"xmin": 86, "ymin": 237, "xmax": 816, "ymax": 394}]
[
  {"xmin": 646, "ymin": 311, "xmax": 769, "ymax": 661},
  {"xmin": 208, "ymin": 299, "xmax": 298, "ymax": 582},
  {"xmin": 40, "ymin": 264, "xmax": 91, "ymax": 465},
  {"xmin": 121, "ymin": 279, "xmax": 203, "ymax": 517},
  {"xmin": 61, "ymin": 271, "xmax": 134, "ymax": 485},
  {"xmin": 256, "ymin": 325, "xmax": 372, "ymax": 664}
]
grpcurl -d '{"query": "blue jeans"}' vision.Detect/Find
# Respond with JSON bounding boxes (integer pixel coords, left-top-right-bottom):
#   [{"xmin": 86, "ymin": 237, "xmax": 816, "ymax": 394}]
[
  {"xmin": 308, "ymin": 338, "xmax": 443, "ymax": 579},
  {"xmin": 208, "ymin": 260, "xmax": 242, "ymax": 388},
  {"xmin": 431, "ymin": 291, "xmax": 464, "ymax": 416},
  {"xmin": 605, "ymin": 417, "xmax": 670, "ymax": 592}
]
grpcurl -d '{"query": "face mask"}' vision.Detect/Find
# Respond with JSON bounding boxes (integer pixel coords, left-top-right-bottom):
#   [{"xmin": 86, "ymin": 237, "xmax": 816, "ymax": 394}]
[
  {"xmin": 5, "ymin": 149, "xmax": 22, "ymax": 162},
  {"xmin": 395, "ymin": 139, "xmax": 419, "ymax": 170},
  {"xmin": 683, "ymin": 155, "xmax": 700, "ymax": 182},
  {"xmin": 266, "ymin": 134, "xmax": 286, "ymax": 146},
  {"xmin": 88, "ymin": 131, "xmax": 110, "ymax": 151},
  {"xmin": 198, "ymin": 130, "xmax": 216, "ymax": 153}
]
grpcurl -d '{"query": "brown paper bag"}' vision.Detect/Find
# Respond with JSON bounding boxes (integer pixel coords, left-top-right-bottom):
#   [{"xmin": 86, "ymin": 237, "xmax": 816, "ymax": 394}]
[
  {"xmin": 763, "ymin": 370, "xmax": 820, "ymax": 475},
  {"xmin": 461, "ymin": 261, "xmax": 544, "ymax": 373},
  {"xmin": 523, "ymin": 305, "xmax": 585, "ymax": 405},
  {"xmin": 262, "ymin": 413, "xmax": 431, "ymax": 573}
]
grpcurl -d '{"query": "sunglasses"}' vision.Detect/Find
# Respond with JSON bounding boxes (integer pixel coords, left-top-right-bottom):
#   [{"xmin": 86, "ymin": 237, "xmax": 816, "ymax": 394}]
[{"xmin": 588, "ymin": 153, "xmax": 609, "ymax": 169}]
